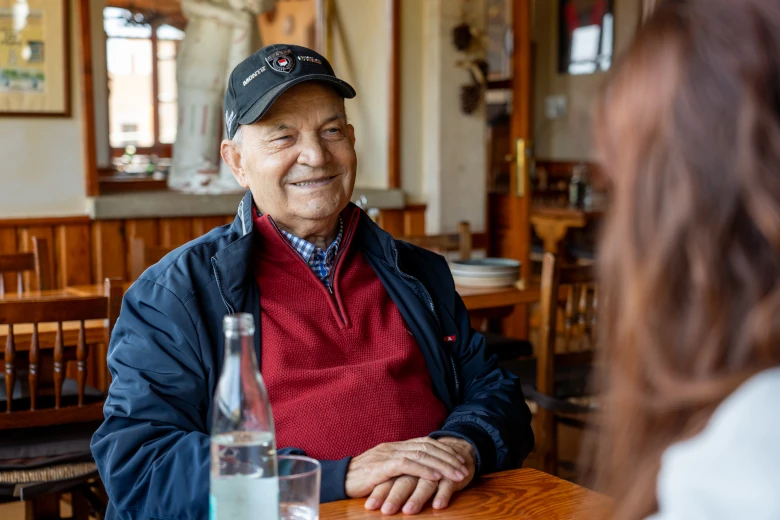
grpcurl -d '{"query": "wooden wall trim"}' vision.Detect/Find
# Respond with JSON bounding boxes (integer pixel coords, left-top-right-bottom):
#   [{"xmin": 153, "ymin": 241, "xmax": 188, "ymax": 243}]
[
  {"xmin": 0, "ymin": 208, "xmax": 422, "ymax": 288},
  {"xmin": 77, "ymin": 0, "xmax": 99, "ymax": 197},
  {"xmin": 387, "ymin": 0, "xmax": 401, "ymax": 189},
  {"xmin": 510, "ymin": 0, "xmax": 532, "ymax": 281},
  {"xmin": 0, "ymin": 216, "xmax": 92, "ymax": 228}
]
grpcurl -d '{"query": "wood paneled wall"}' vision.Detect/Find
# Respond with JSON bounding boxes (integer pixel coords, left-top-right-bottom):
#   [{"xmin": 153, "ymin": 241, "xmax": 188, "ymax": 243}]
[
  {"xmin": 0, "ymin": 215, "xmax": 234, "ymax": 289},
  {"xmin": 0, "ymin": 207, "xmax": 426, "ymax": 288}
]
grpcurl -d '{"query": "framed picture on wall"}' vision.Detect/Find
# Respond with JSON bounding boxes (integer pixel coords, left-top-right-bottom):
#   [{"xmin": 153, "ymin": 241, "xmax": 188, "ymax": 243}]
[
  {"xmin": 558, "ymin": 0, "xmax": 614, "ymax": 75},
  {"xmin": 0, "ymin": 0, "xmax": 70, "ymax": 117}
]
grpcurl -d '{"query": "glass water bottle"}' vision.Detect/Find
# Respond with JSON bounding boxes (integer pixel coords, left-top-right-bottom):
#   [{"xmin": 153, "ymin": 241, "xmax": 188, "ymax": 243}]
[{"xmin": 210, "ymin": 313, "xmax": 280, "ymax": 520}]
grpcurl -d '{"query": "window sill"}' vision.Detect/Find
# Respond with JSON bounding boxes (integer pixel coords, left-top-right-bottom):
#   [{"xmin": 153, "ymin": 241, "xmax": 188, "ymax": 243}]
[{"xmin": 98, "ymin": 176, "xmax": 169, "ymax": 194}]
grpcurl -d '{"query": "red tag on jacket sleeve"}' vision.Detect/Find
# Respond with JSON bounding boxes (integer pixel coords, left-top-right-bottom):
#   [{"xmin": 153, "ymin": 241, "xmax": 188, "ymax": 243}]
[{"xmin": 444, "ymin": 335, "xmax": 456, "ymax": 342}]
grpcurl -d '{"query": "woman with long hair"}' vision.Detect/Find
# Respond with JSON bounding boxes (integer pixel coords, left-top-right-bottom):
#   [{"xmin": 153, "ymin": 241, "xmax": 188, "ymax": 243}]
[{"xmin": 593, "ymin": 0, "xmax": 780, "ymax": 518}]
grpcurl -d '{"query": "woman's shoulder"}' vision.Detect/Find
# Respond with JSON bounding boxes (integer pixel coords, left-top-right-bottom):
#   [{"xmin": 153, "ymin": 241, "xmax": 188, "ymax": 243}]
[{"xmin": 649, "ymin": 367, "xmax": 780, "ymax": 520}]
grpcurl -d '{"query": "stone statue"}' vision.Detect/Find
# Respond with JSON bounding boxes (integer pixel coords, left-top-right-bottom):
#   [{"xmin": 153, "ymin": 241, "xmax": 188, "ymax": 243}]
[{"xmin": 168, "ymin": 0, "xmax": 276, "ymax": 192}]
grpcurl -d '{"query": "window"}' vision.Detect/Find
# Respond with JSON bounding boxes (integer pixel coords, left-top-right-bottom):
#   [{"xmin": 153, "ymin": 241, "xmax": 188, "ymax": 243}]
[
  {"xmin": 104, "ymin": 8, "xmax": 184, "ymax": 156},
  {"xmin": 558, "ymin": 0, "xmax": 614, "ymax": 75}
]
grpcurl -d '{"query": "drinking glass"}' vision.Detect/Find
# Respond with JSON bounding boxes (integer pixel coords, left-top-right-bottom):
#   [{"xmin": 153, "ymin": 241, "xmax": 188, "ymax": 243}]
[{"xmin": 279, "ymin": 455, "xmax": 321, "ymax": 520}]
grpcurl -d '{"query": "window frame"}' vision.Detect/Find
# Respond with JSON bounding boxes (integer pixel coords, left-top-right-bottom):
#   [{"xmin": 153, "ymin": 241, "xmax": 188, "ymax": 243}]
[{"xmin": 106, "ymin": 20, "xmax": 179, "ymax": 158}]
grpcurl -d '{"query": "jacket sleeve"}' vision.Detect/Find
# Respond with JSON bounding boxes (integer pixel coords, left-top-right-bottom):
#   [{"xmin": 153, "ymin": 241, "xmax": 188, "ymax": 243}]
[
  {"xmin": 91, "ymin": 280, "xmax": 211, "ymax": 520},
  {"xmin": 429, "ymin": 294, "xmax": 534, "ymax": 476},
  {"xmin": 278, "ymin": 447, "xmax": 351, "ymax": 503}
]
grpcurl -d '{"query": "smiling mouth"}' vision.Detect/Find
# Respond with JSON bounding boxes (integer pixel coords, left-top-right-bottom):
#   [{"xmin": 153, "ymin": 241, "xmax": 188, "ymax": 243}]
[{"xmin": 291, "ymin": 175, "xmax": 337, "ymax": 187}]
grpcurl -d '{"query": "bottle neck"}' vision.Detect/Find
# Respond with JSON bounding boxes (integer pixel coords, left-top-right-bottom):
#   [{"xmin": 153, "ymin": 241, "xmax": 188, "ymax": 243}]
[{"xmin": 223, "ymin": 331, "xmax": 259, "ymax": 379}]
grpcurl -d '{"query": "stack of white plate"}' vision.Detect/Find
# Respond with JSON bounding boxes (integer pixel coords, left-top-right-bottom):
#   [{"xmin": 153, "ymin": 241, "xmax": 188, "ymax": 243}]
[{"xmin": 449, "ymin": 258, "xmax": 521, "ymax": 288}]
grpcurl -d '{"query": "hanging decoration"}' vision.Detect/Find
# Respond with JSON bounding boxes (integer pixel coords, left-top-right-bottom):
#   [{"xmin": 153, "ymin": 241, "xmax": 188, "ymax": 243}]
[{"xmin": 452, "ymin": 0, "xmax": 488, "ymax": 115}]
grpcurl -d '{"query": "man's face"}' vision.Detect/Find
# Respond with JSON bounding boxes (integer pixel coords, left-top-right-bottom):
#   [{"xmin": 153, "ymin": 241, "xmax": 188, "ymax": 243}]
[{"xmin": 226, "ymin": 82, "xmax": 357, "ymax": 227}]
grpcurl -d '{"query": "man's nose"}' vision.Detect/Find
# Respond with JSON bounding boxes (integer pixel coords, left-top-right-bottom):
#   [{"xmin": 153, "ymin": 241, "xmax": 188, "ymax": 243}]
[{"xmin": 297, "ymin": 134, "xmax": 329, "ymax": 168}]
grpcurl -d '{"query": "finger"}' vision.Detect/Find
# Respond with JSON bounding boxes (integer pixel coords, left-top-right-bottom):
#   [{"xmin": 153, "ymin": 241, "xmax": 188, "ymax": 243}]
[
  {"xmin": 419, "ymin": 437, "xmax": 468, "ymax": 464},
  {"xmin": 398, "ymin": 442, "xmax": 468, "ymax": 474},
  {"xmin": 432, "ymin": 478, "xmax": 457, "ymax": 510},
  {"xmin": 381, "ymin": 457, "xmax": 443, "ymax": 482},
  {"xmin": 365, "ymin": 480, "xmax": 394, "ymax": 511},
  {"xmin": 402, "ymin": 479, "xmax": 438, "ymax": 515},
  {"xmin": 391, "ymin": 451, "xmax": 466, "ymax": 482},
  {"xmin": 381, "ymin": 476, "xmax": 418, "ymax": 515}
]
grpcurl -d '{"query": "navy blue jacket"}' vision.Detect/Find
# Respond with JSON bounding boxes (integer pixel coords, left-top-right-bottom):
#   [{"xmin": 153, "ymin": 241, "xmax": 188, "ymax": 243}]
[{"xmin": 91, "ymin": 191, "xmax": 533, "ymax": 520}]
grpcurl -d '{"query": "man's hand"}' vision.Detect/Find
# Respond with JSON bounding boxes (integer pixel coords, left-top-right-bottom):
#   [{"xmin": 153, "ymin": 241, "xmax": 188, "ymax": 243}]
[
  {"xmin": 344, "ymin": 437, "xmax": 469, "ymax": 499},
  {"xmin": 363, "ymin": 436, "xmax": 477, "ymax": 515}
]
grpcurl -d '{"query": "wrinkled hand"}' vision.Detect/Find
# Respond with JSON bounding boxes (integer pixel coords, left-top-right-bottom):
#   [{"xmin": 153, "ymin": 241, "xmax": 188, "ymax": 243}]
[
  {"xmin": 345, "ymin": 437, "xmax": 470, "ymax": 499},
  {"xmin": 363, "ymin": 437, "xmax": 477, "ymax": 515}
]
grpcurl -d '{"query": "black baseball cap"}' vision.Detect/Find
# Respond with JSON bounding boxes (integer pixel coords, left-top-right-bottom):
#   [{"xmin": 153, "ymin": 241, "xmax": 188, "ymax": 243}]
[{"xmin": 223, "ymin": 44, "xmax": 356, "ymax": 139}]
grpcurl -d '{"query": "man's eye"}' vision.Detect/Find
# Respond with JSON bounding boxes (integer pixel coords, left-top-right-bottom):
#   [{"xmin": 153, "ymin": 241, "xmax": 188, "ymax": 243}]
[
  {"xmin": 325, "ymin": 128, "xmax": 341, "ymax": 134},
  {"xmin": 276, "ymin": 135, "xmax": 291, "ymax": 141}
]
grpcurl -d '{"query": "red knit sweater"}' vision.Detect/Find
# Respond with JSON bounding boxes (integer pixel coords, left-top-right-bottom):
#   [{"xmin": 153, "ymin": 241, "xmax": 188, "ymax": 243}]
[{"xmin": 253, "ymin": 208, "xmax": 447, "ymax": 460}]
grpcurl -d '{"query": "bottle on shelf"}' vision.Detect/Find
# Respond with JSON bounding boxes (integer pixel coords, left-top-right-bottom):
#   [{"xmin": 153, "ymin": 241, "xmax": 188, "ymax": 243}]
[{"xmin": 569, "ymin": 163, "xmax": 589, "ymax": 208}]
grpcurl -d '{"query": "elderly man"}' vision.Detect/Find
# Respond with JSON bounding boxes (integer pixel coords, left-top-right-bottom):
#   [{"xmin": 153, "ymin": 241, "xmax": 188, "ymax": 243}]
[{"xmin": 92, "ymin": 44, "xmax": 533, "ymax": 519}]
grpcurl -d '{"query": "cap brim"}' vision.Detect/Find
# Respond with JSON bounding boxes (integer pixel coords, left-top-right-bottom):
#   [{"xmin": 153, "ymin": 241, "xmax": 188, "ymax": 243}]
[{"xmin": 237, "ymin": 75, "xmax": 356, "ymax": 127}]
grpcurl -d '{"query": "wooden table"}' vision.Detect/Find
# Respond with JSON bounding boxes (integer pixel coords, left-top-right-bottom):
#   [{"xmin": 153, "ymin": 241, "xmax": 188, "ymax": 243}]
[
  {"xmin": 71, "ymin": 283, "xmax": 545, "ymax": 313},
  {"xmin": 0, "ymin": 283, "xmax": 545, "ymax": 345},
  {"xmin": 457, "ymin": 284, "xmax": 540, "ymax": 311},
  {"xmin": 320, "ymin": 468, "xmax": 611, "ymax": 519}
]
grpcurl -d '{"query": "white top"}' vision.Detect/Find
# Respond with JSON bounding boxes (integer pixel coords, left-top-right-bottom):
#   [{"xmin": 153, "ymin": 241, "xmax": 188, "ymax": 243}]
[{"xmin": 647, "ymin": 367, "xmax": 780, "ymax": 520}]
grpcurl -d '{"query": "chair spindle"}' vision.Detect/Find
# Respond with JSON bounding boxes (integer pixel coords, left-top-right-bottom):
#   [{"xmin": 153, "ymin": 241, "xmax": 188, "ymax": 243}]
[
  {"xmin": 4, "ymin": 324, "xmax": 15, "ymax": 412},
  {"xmin": 29, "ymin": 323, "xmax": 39, "ymax": 410},
  {"xmin": 77, "ymin": 320, "xmax": 87, "ymax": 406},
  {"xmin": 54, "ymin": 321, "xmax": 64, "ymax": 409}
]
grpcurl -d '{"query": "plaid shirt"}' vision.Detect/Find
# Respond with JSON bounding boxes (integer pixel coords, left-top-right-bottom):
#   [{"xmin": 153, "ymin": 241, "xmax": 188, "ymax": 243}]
[{"xmin": 279, "ymin": 218, "xmax": 344, "ymax": 291}]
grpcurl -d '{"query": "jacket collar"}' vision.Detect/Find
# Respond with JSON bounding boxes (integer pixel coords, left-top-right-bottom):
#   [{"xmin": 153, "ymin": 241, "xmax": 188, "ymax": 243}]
[
  {"xmin": 233, "ymin": 189, "xmax": 254, "ymax": 237},
  {"xmin": 216, "ymin": 190, "xmax": 401, "ymax": 308}
]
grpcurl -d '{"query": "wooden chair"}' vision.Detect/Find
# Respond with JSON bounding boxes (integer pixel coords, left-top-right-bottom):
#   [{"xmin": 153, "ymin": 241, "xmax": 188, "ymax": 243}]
[
  {"xmin": 398, "ymin": 221, "xmax": 473, "ymax": 260},
  {"xmin": 532, "ymin": 252, "xmax": 597, "ymax": 476},
  {"xmin": 0, "ymin": 236, "xmax": 53, "ymax": 296},
  {"xmin": 129, "ymin": 237, "xmax": 175, "ymax": 280},
  {"xmin": 0, "ymin": 278, "xmax": 123, "ymax": 519},
  {"xmin": 398, "ymin": 222, "xmax": 533, "ymax": 360}
]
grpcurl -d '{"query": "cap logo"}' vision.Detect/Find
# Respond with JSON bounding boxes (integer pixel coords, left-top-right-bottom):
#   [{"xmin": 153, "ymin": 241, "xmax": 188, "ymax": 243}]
[
  {"xmin": 266, "ymin": 49, "xmax": 295, "ymax": 73},
  {"xmin": 298, "ymin": 56, "xmax": 322, "ymax": 65},
  {"xmin": 242, "ymin": 66, "xmax": 266, "ymax": 87}
]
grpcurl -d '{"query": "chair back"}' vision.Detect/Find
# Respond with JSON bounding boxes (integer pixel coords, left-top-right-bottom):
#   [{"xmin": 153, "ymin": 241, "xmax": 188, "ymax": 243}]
[
  {"xmin": 0, "ymin": 278, "xmax": 123, "ymax": 430},
  {"xmin": 129, "ymin": 237, "xmax": 175, "ymax": 280},
  {"xmin": 398, "ymin": 221, "xmax": 473, "ymax": 260},
  {"xmin": 0, "ymin": 237, "xmax": 53, "ymax": 295},
  {"xmin": 537, "ymin": 252, "xmax": 597, "ymax": 397},
  {"xmin": 535, "ymin": 252, "xmax": 596, "ymax": 475}
]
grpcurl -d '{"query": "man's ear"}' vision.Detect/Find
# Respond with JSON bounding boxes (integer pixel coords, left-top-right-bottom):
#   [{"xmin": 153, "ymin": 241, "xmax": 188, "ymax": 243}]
[
  {"xmin": 347, "ymin": 124, "xmax": 356, "ymax": 146},
  {"xmin": 220, "ymin": 140, "xmax": 248, "ymax": 188}
]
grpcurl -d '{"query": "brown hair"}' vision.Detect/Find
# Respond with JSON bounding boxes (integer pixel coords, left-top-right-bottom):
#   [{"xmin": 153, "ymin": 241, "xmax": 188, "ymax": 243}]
[{"xmin": 592, "ymin": 0, "xmax": 780, "ymax": 517}]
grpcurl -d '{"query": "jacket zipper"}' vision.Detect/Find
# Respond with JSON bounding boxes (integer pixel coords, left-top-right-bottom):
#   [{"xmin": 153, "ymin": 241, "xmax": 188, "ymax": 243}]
[
  {"xmin": 211, "ymin": 257, "xmax": 234, "ymax": 315},
  {"xmin": 269, "ymin": 218, "xmax": 349, "ymax": 325},
  {"xmin": 326, "ymin": 222, "xmax": 355, "ymax": 293},
  {"xmin": 392, "ymin": 247, "xmax": 460, "ymax": 403}
]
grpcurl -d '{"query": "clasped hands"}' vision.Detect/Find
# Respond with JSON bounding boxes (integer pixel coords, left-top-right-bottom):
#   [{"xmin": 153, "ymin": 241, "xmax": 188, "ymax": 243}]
[{"xmin": 344, "ymin": 436, "xmax": 476, "ymax": 515}]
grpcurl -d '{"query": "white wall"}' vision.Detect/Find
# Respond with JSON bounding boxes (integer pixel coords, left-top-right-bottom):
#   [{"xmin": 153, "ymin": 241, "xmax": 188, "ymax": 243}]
[
  {"xmin": 0, "ymin": 2, "xmax": 87, "ymax": 217},
  {"xmin": 331, "ymin": 0, "xmax": 487, "ymax": 233},
  {"xmin": 400, "ymin": 0, "xmax": 425, "ymax": 204},
  {"xmin": 329, "ymin": 0, "xmax": 389, "ymax": 190},
  {"xmin": 419, "ymin": 0, "xmax": 487, "ymax": 234}
]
